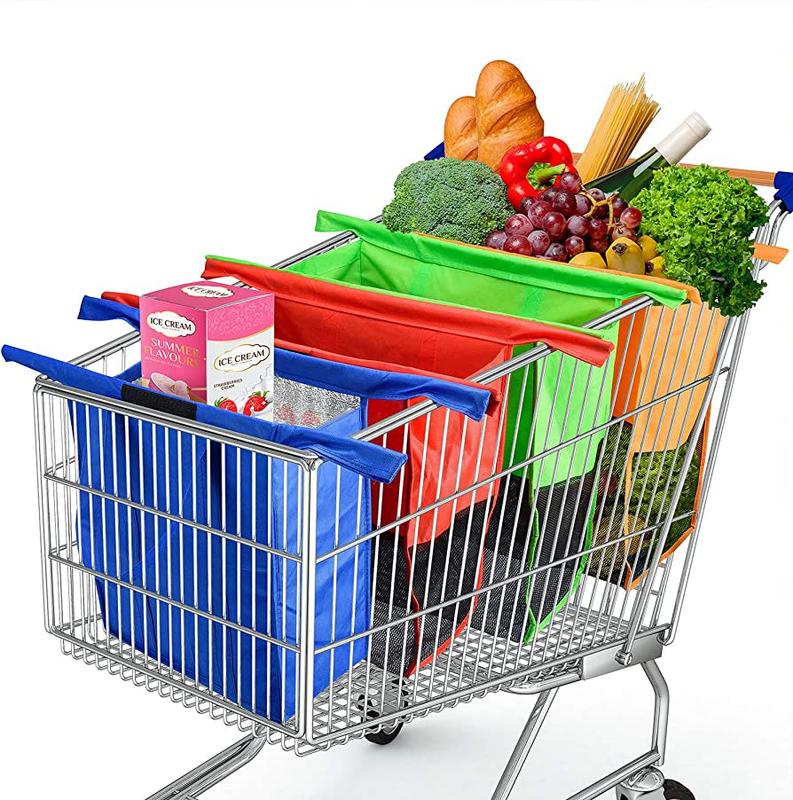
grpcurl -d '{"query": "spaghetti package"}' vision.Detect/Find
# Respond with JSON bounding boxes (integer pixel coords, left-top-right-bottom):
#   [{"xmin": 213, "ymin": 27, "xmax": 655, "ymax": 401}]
[{"xmin": 576, "ymin": 76, "xmax": 659, "ymax": 182}]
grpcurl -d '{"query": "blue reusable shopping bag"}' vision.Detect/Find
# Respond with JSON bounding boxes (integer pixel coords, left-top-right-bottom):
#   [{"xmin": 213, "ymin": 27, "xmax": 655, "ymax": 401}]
[{"xmin": 4, "ymin": 297, "xmax": 490, "ymax": 724}]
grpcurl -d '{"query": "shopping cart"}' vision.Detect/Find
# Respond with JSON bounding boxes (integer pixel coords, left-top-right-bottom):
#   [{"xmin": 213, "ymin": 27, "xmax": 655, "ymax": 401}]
[{"xmin": 12, "ymin": 169, "xmax": 792, "ymax": 800}]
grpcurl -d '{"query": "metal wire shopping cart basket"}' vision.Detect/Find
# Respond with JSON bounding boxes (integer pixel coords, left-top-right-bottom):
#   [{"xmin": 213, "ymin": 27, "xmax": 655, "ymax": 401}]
[{"xmin": 7, "ymin": 170, "xmax": 792, "ymax": 800}]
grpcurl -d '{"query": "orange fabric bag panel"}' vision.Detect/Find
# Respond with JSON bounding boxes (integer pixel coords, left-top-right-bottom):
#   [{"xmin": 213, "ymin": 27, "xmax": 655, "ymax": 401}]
[
  {"xmin": 613, "ymin": 294, "xmax": 725, "ymax": 451},
  {"xmin": 609, "ymin": 287, "xmax": 726, "ymax": 588}
]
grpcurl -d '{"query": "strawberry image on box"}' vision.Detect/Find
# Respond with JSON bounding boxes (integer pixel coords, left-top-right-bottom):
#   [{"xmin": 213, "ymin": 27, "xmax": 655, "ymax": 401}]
[{"xmin": 140, "ymin": 281, "xmax": 274, "ymax": 420}]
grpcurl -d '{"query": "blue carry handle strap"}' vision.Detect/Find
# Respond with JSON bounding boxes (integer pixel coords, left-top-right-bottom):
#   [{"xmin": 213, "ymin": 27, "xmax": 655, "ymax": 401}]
[
  {"xmin": 2, "ymin": 344, "xmax": 407, "ymax": 483},
  {"xmin": 79, "ymin": 296, "xmax": 492, "ymax": 420},
  {"xmin": 774, "ymin": 171, "xmax": 793, "ymax": 214},
  {"xmin": 275, "ymin": 350, "xmax": 490, "ymax": 420},
  {"xmin": 79, "ymin": 295, "xmax": 141, "ymax": 328}
]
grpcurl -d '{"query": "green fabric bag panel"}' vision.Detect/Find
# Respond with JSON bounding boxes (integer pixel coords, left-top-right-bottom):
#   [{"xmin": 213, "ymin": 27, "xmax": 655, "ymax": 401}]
[
  {"xmin": 313, "ymin": 211, "xmax": 685, "ymax": 321},
  {"xmin": 307, "ymin": 212, "xmax": 684, "ymax": 479},
  {"xmin": 219, "ymin": 212, "xmax": 686, "ymax": 644},
  {"xmin": 512, "ymin": 346, "xmax": 617, "ymax": 485},
  {"xmin": 525, "ymin": 474, "xmax": 600, "ymax": 641},
  {"xmin": 306, "ymin": 213, "xmax": 686, "ymax": 644}
]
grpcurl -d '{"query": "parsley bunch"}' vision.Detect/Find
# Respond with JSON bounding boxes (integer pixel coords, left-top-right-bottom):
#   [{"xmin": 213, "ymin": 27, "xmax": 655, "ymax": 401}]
[{"xmin": 634, "ymin": 165, "xmax": 768, "ymax": 316}]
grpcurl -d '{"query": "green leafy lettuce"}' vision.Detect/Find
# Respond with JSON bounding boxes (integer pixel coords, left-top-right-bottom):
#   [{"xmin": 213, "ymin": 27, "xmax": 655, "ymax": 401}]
[{"xmin": 634, "ymin": 165, "xmax": 768, "ymax": 316}]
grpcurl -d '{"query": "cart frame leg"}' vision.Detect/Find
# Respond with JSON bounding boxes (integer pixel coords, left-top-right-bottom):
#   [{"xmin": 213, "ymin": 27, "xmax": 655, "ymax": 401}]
[
  {"xmin": 490, "ymin": 660, "xmax": 670, "ymax": 800},
  {"xmin": 490, "ymin": 688, "xmax": 559, "ymax": 800},
  {"xmin": 643, "ymin": 659, "xmax": 669, "ymax": 767},
  {"xmin": 145, "ymin": 733, "xmax": 267, "ymax": 800}
]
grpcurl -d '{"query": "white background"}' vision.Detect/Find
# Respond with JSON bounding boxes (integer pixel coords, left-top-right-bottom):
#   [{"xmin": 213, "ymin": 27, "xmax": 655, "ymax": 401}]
[{"xmin": 1, "ymin": 1, "xmax": 791, "ymax": 798}]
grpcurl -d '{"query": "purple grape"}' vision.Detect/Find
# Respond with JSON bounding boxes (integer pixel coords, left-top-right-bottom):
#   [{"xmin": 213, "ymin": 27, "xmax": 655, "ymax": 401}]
[
  {"xmin": 484, "ymin": 229, "xmax": 508, "ymax": 250},
  {"xmin": 519, "ymin": 196, "xmax": 535, "ymax": 215},
  {"xmin": 611, "ymin": 224, "xmax": 638, "ymax": 242},
  {"xmin": 610, "ymin": 195, "xmax": 628, "ymax": 217},
  {"xmin": 566, "ymin": 215, "xmax": 590, "ymax": 237},
  {"xmin": 574, "ymin": 193, "xmax": 592, "ymax": 215},
  {"xmin": 527, "ymin": 229, "xmax": 551, "ymax": 255},
  {"xmin": 504, "ymin": 213, "xmax": 533, "ymax": 237},
  {"xmin": 558, "ymin": 171, "xmax": 583, "ymax": 194},
  {"xmin": 503, "ymin": 234, "xmax": 533, "ymax": 255},
  {"xmin": 589, "ymin": 237, "xmax": 609, "ymax": 254},
  {"xmin": 544, "ymin": 242, "xmax": 568, "ymax": 262},
  {"xmin": 540, "ymin": 187, "xmax": 559, "ymax": 204},
  {"xmin": 552, "ymin": 190, "xmax": 577, "ymax": 216},
  {"xmin": 542, "ymin": 211, "xmax": 566, "ymax": 238},
  {"xmin": 621, "ymin": 207, "xmax": 643, "ymax": 229},
  {"xmin": 528, "ymin": 199, "xmax": 551, "ymax": 227},
  {"xmin": 593, "ymin": 202, "xmax": 610, "ymax": 219},
  {"xmin": 565, "ymin": 236, "xmax": 586, "ymax": 257},
  {"xmin": 588, "ymin": 187, "xmax": 606, "ymax": 202},
  {"xmin": 589, "ymin": 218, "xmax": 608, "ymax": 239}
]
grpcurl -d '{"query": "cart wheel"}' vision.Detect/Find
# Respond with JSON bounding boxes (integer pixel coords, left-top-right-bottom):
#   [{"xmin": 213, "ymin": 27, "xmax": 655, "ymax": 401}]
[
  {"xmin": 616, "ymin": 770, "xmax": 694, "ymax": 800},
  {"xmin": 663, "ymin": 779, "xmax": 695, "ymax": 800},
  {"xmin": 364, "ymin": 721, "xmax": 403, "ymax": 746},
  {"xmin": 357, "ymin": 691, "xmax": 405, "ymax": 746}
]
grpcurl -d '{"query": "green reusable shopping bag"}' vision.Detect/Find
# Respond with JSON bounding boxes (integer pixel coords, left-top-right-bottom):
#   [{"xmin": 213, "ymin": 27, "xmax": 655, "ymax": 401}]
[{"xmin": 214, "ymin": 212, "xmax": 686, "ymax": 642}]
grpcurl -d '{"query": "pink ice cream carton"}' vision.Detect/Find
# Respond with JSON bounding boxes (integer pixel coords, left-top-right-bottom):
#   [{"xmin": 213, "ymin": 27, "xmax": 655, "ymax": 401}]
[{"xmin": 140, "ymin": 281, "xmax": 274, "ymax": 419}]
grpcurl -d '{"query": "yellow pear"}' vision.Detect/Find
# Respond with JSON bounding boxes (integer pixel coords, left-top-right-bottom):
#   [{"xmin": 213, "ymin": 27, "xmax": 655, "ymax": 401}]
[
  {"xmin": 570, "ymin": 251, "xmax": 607, "ymax": 269},
  {"xmin": 606, "ymin": 238, "xmax": 645, "ymax": 275},
  {"xmin": 647, "ymin": 255, "xmax": 666, "ymax": 278},
  {"xmin": 638, "ymin": 235, "xmax": 658, "ymax": 262}
]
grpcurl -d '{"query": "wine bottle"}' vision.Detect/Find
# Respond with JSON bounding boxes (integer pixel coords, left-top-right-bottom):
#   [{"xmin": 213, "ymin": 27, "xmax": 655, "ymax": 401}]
[{"xmin": 586, "ymin": 113, "xmax": 711, "ymax": 200}]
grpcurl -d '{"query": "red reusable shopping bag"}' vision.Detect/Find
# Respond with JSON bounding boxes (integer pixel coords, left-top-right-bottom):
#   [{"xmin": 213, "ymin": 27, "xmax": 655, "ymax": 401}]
[
  {"xmin": 197, "ymin": 263, "xmax": 612, "ymax": 675},
  {"xmin": 202, "ymin": 262, "xmax": 610, "ymax": 535}
]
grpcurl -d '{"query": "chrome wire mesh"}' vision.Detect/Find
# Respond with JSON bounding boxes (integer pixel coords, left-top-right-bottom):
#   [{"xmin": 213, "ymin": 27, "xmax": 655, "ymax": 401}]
[
  {"xmin": 32, "ymin": 299, "xmax": 727, "ymax": 750},
  {"xmin": 30, "ymin": 200, "xmax": 787, "ymax": 759}
]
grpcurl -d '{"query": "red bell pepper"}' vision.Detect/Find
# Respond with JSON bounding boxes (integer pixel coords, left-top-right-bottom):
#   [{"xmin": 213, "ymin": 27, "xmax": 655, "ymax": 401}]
[{"xmin": 499, "ymin": 137, "xmax": 578, "ymax": 209}]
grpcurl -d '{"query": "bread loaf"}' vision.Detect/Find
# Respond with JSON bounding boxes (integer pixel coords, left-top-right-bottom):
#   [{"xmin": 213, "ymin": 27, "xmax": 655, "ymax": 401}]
[
  {"xmin": 444, "ymin": 96, "xmax": 479, "ymax": 161},
  {"xmin": 475, "ymin": 60, "xmax": 544, "ymax": 169}
]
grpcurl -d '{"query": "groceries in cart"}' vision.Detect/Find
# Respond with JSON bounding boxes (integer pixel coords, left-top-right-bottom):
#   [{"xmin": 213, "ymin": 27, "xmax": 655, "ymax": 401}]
[
  {"xmin": 422, "ymin": 62, "xmax": 770, "ymax": 316},
  {"xmin": 3, "ymin": 52, "xmax": 791, "ymax": 800}
]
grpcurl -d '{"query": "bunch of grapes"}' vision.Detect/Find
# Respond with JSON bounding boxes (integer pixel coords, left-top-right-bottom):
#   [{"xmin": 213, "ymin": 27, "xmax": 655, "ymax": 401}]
[{"xmin": 484, "ymin": 172, "xmax": 643, "ymax": 263}]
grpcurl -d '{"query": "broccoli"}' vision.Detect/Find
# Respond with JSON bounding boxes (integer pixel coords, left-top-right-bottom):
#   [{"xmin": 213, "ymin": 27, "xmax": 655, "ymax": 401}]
[{"xmin": 382, "ymin": 157, "xmax": 512, "ymax": 245}]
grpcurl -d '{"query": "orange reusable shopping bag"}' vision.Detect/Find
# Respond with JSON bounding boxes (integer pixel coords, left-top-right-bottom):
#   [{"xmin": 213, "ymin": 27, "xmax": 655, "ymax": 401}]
[{"xmin": 597, "ymin": 279, "xmax": 726, "ymax": 588}]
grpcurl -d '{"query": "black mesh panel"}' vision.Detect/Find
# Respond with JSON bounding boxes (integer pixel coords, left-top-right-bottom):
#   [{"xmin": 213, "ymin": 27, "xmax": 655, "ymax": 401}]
[
  {"xmin": 411, "ymin": 499, "xmax": 489, "ymax": 665},
  {"xmin": 370, "ymin": 532, "xmax": 415, "ymax": 676},
  {"xmin": 371, "ymin": 498, "xmax": 490, "ymax": 674},
  {"xmin": 588, "ymin": 421, "xmax": 704, "ymax": 587},
  {"xmin": 471, "ymin": 466, "xmax": 596, "ymax": 642}
]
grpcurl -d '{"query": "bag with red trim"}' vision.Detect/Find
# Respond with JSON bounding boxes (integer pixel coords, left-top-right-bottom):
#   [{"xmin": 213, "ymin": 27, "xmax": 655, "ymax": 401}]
[{"xmin": 197, "ymin": 262, "xmax": 614, "ymax": 674}]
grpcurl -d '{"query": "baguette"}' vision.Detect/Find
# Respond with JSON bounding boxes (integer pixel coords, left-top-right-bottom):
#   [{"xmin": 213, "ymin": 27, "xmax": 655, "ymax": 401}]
[
  {"xmin": 444, "ymin": 96, "xmax": 479, "ymax": 161},
  {"xmin": 475, "ymin": 60, "xmax": 544, "ymax": 169}
]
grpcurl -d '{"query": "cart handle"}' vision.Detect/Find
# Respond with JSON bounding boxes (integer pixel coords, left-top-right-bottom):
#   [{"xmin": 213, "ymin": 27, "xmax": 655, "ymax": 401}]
[{"xmin": 774, "ymin": 171, "xmax": 793, "ymax": 214}]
